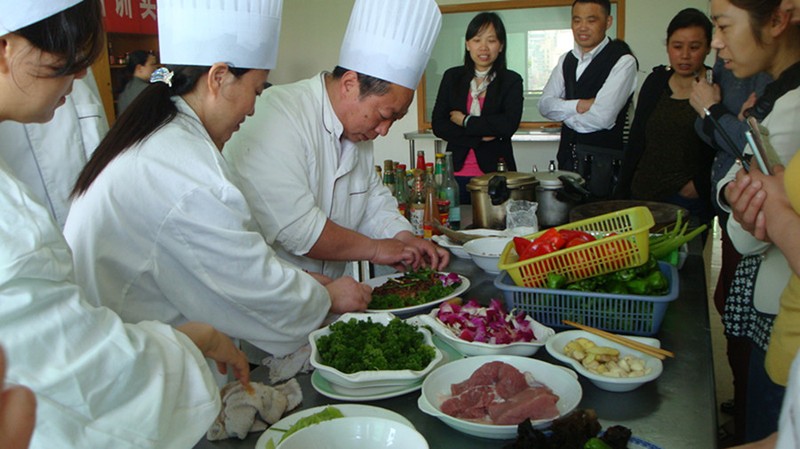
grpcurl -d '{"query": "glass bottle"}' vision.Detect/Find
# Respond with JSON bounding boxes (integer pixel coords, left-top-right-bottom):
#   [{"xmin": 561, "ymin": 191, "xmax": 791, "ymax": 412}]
[
  {"xmin": 415, "ymin": 150, "xmax": 426, "ymax": 171},
  {"xmin": 434, "ymin": 153, "xmax": 445, "ymax": 188},
  {"xmin": 394, "ymin": 163, "xmax": 408, "ymax": 219},
  {"xmin": 443, "ymin": 152, "xmax": 461, "ymax": 230},
  {"xmin": 409, "ymin": 171, "xmax": 426, "ymax": 237},
  {"xmin": 382, "ymin": 159, "xmax": 395, "ymax": 195},
  {"xmin": 423, "ymin": 175, "xmax": 441, "ymax": 239}
]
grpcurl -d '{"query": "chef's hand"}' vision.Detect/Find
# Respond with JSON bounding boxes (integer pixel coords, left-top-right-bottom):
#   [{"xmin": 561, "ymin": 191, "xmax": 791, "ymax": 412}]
[
  {"xmin": 724, "ymin": 166, "xmax": 767, "ymax": 237},
  {"xmin": 689, "ymin": 78, "xmax": 720, "ymax": 117},
  {"xmin": 395, "ymin": 231, "xmax": 450, "ymax": 271},
  {"xmin": 175, "ymin": 322, "xmax": 251, "ymax": 391},
  {"xmin": 369, "ymin": 238, "xmax": 422, "ymax": 271},
  {"xmin": 326, "ymin": 276, "xmax": 372, "ymax": 314},
  {"xmin": 0, "ymin": 346, "xmax": 35, "ymax": 449}
]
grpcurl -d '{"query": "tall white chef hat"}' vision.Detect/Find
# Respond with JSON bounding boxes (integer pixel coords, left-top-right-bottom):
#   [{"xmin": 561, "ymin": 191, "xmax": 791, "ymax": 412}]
[
  {"xmin": 158, "ymin": 0, "xmax": 283, "ymax": 70},
  {"xmin": 338, "ymin": 0, "xmax": 442, "ymax": 90},
  {"xmin": 0, "ymin": 0, "xmax": 82, "ymax": 35}
]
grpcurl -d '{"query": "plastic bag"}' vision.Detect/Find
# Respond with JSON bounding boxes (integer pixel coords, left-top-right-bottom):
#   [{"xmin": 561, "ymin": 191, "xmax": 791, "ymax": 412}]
[{"xmin": 505, "ymin": 200, "xmax": 539, "ymax": 236}]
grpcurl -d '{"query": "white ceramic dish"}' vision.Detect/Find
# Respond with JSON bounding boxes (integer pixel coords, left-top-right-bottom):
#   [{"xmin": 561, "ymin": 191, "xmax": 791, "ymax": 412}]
[
  {"xmin": 432, "ymin": 229, "xmax": 504, "ymax": 259},
  {"xmin": 462, "ymin": 237, "xmax": 512, "ymax": 274},
  {"xmin": 545, "ymin": 330, "xmax": 664, "ymax": 393},
  {"xmin": 418, "ymin": 355, "xmax": 581, "ymax": 439},
  {"xmin": 275, "ymin": 417, "xmax": 428, "ymax": 449},
  {"xmin": 310, "ymin": 370, "xmax": 423, "ymax": 402},
  {"xmin": 417, "ymin": 309, "xmax": 555, "ymax": 357},
  {"xmin": 364, "ymin": 272, "xmax": 470, "ymax": 317},
  {"xmin": 256, "ymin": 404, "xmax": 414, "ymax": 449},
  {"xmin": 309, "ymin": 313, "xmax": 443, "ymax": 390}
]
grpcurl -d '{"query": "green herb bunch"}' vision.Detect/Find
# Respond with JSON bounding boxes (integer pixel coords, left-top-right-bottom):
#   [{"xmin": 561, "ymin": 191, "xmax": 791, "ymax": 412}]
[{"xmin": 315, "ymin": 318, "xmax": 436, "ymax": 374}]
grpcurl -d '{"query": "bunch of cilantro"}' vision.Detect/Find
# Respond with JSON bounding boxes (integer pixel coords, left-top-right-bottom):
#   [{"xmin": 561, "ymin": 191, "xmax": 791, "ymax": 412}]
[{"xmin": 315, "ymin": 318, "xmax": 436, "ymax": 374}]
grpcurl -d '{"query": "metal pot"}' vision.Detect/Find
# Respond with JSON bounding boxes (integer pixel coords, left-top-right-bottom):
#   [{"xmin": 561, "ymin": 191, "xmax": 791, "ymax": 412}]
[
  {"xmin": 535, "ymin": 169, "xmax": 587, "ymax": 228},
  {"xmin": 467, "ymin": 171, "xmax": 538, "ymax": 229}
]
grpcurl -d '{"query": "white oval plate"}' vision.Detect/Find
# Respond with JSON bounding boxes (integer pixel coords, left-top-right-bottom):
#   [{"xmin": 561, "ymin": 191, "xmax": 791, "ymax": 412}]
[
  {"xmin": 364, "ymin": 272, "xmax": 470, "ymax": 317},
  {"xmin": 309, "ymin": 313, "xmax": 443, "ymax": 389},
  {"xmin": 545, "ymin": 330, "xmax": 663, "ymax": 393},
  {"xmin": 310, "ymin": 370, "xmax": 422, "ymax": 402},
  {"xmin": 418, "ymin": 309, "xmax": 555, "ymax": 357},
  {"xmin": 254, "ymin": 404, "xmax": 414, "ymax": 449}
]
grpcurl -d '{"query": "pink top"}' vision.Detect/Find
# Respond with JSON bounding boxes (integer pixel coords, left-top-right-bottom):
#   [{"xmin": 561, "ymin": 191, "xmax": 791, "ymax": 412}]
[{"xmin": 454, "ymin": 95, "xmax": 486, "ymax": 177}]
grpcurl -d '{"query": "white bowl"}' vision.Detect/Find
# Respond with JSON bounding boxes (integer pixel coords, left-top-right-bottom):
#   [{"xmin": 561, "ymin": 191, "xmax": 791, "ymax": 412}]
[
  {"xmin": 276, "ymin": 416, "xmax": 428, "ymax": 449},
  {"xmin": 418, "ymin": 355, "xmax": 582, "ymax": 439},
  {"xmin": 545, "ymin": 330, "xmax": 663, "ymax": 393},
  {"xmin": 462, "ymin": 237, "xmax": 512, "ymax": 274},
  {"xmin": 309, "ymin": 312, "xmax": 443, "ymax": 389},
  {"xmin": 432, "ymin": 229, "xmax": 505, "ymax": 259},
  {"xmin": 418, "ymin": 308, "xmax": 555, "ymax": 357}
]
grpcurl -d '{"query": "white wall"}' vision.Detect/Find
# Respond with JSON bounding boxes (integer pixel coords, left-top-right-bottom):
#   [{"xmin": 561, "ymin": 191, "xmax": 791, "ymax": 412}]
[{"xmin": 271, "ymin": 0, "xmax": 711, "ymax": 171}]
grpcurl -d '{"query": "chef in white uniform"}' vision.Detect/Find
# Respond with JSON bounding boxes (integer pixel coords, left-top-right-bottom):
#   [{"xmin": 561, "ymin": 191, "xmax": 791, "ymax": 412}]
[
  {"xmin": 0, "ymin": 70, "xmax": 107, "ymax": 229},
  {"xmin": 226, "ymin": 0, "xmax": 449, "ymax": 280},
  {"xmin": 64, "ymin": 0, "xmax": 371, "ymax": 361},
  {"xmin": 0, "ymin": 1, "xmax": 251, "ymax": 448}
]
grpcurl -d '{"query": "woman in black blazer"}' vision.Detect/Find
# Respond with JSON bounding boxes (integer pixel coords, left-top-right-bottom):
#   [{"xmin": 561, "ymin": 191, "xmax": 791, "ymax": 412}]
[{"xmin": 432, "ymin": 12, "xmax": 523, "ymax": 204}]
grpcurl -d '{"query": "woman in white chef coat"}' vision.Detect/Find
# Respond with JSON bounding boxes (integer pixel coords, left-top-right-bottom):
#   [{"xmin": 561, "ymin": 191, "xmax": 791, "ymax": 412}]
[
  {"xmin": 0, "ymin": 1, "xmax": 251, "ymax": 449},
  {"xmin": 65, "ymin": 0, "xmax": 371, "ymax": 363}
]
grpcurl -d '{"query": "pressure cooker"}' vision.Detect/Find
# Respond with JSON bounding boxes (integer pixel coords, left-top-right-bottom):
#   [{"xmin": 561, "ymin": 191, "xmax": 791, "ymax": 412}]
[
  {"xmin": 534, "ymin": 168, "xmax": 588, "ymax": 227},
  {"xmin": 467, "ymin": 171, "xmax": 538, "ymax": 229}
]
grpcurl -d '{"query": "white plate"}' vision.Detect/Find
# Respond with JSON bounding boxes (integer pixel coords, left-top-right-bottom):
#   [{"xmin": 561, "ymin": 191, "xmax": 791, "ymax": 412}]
[
  {"xmin": 309, "ymin": 313, "xmax": 443, "ymax": 389},
  {"xmin": 254, "ymin": 404, "xmax": 414, "ymax": 449},
  {"xmin": 418, "ymin": 355, "xmax": 582, "ymax": 439},
  {"xmin": 629, "ymin": 435, "xmax": 665, "ymax": 449},
  {"xmin": 418, "ymin": 308, "xmax": 555, "ymax": 357},
  {"xmin": 432, "ymin": 229, "xmax": 505, "ymax": 259},
  {"xmin": 311, "ymin": 370, "xmax": 423, "ymax": 402},
  {"xmin": 310, "ymin": 333, "xmax": 464, "ymax": 402},
  {"xmin": 364, "ymin": 272, "xmax": 470, "ymax": 317},
  {"xmin": 545, "ymin": 330, "xmax": 663, "ymax": 393}
]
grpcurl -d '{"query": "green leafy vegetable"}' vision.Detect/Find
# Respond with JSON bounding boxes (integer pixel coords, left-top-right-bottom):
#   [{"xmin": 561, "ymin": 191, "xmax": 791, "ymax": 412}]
[
  {"xmin": 316, "ymin": 318, "xmax": 436, "ymax": 373},
  {"xmin": 369, "ymin": 268, "xmax": 461, "ymax": 310}
]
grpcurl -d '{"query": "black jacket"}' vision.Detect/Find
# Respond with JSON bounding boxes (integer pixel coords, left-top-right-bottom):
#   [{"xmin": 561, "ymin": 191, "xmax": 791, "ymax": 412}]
[
  {"xmin": 616, "ymin": 65, "xmax": 714, "ymax": 200},
  {"xmin": 431, "ymin": 65, "xmax": 523, "ymax": 173}
]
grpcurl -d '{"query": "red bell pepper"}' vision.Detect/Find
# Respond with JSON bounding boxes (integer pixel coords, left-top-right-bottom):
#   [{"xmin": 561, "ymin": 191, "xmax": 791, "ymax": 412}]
[{"xmin": 534, "ymin": 228, "xmax": 566, "ymax": 251}]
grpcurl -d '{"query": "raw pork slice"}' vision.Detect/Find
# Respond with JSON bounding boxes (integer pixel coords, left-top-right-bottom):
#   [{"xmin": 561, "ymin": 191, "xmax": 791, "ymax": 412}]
[
  {"xmin": 487, "ymin": 385, "xmax": 560, "ymax": 424},
  {"xmin": 441, "ymin": 361, "xmax": 561, "ymax": 425}
]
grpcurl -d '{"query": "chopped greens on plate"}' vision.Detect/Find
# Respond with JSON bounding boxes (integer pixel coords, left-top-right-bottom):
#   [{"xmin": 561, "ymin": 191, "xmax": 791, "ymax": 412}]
[{"xmin": 369, "ymin": 268, "xmax": 462, "ymax": 310}]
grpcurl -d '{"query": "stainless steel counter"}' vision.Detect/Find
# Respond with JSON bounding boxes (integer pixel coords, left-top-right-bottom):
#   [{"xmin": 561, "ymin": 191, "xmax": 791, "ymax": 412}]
[{"xmin": 194, "ymin": 248, "xmax": 717, "ymax": 449}]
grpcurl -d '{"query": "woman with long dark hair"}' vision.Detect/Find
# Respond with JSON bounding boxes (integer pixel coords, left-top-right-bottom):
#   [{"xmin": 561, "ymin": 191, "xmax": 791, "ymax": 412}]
[
  {"xmin": 431, "ymin": 12, "xmax": 524, "ymax": 203},
  {"xmin": 65, "ymin": 0, "xmax": 371, "ymax": 366},
  {"xmin": 0, "ymin": 1, "xmax": 250, "ymax": 448}
]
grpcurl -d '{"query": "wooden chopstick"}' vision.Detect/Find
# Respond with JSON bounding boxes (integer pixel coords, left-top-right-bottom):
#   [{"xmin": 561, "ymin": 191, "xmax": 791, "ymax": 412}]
[{"xmin": 562, "ymin": 320, "xmax": 674, "ymax": 360}]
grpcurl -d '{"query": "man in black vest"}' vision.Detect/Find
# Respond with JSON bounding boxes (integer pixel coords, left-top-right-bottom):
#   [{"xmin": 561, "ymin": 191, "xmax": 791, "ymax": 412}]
[{"xmin": 538, "ymin": 0, "xmax": 637, "ymax": 186}]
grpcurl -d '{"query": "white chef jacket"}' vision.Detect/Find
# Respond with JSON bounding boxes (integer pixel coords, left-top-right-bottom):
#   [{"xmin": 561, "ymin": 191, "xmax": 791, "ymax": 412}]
[
  {"xmin": 64, "ymin": 97, "xmax": 331, "ymax": 358},
  {"xmin": 0, "ymin": 158, "xmax": 220, "ymax": 449},
  {"xmin": 225, "ymin": 73, "xmax": 412, "ymax": 279},
  {"xmin": 0, "ymin": 71, "xmax": 108, "ymax": 229},
  {"xmin": 538, "ymin": 37, "xmax": 638, "ymax": 133}
]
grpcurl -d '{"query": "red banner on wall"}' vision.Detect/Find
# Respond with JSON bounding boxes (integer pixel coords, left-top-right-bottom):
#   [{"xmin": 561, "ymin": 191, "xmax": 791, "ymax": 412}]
[{"xmin": 103, "ymin": 0, "xmax": 158, "ymax": 34}]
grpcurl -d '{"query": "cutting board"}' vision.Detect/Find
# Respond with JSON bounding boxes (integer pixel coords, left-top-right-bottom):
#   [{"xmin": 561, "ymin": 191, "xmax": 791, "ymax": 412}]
[{"xmin": 569, "ymin": 200, "xmax": 688, "ymax": 231}]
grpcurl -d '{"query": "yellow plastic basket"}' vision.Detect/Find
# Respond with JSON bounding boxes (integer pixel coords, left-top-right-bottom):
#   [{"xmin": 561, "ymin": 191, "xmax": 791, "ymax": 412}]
[{"xmin": 498, "ymin": 206, "xmax": 655, "ymax": 288}]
